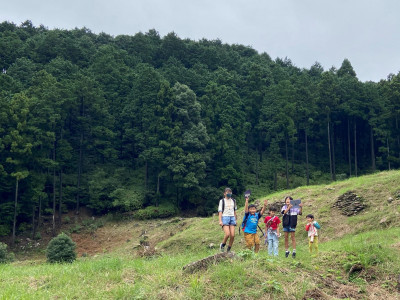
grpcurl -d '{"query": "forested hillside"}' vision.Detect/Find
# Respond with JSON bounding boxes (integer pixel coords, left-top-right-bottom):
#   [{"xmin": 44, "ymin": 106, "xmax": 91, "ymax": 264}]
[{"xmin": 1, "ymin": 21, "xmax": 400, "ymax": 241}]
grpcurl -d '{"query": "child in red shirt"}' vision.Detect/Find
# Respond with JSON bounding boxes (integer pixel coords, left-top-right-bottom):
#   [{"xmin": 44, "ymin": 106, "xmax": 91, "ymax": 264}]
[{"xmin": 264, "ymin": 207, "xmax": 281, "ymax": 256}]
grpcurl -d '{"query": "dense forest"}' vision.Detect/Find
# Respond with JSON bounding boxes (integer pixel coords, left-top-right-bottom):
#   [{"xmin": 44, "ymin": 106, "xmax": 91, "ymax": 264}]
[{"xmin": 1, "ymin": 21, "xmax": 400, "ymax": 242}]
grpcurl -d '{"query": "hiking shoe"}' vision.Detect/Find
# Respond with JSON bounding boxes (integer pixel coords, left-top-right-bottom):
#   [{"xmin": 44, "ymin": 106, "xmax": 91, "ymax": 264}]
[
  {"xmin": 220, "ymin": 243, "xmax": 225, "ymax": 252},
  {"xmin": 285, "ymin": 251, "xmax": 290, "ymax": 258},
  {"xmin": 227, "ymin": 246, "xmax": 232, "ymax": 253},
  {"xmin": 292, "ymin": 251, "xmax": 296, "ymax": 258}
]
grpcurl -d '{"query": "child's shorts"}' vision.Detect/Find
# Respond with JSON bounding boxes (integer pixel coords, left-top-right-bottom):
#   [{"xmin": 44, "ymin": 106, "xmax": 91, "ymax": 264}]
[
  {"xmin": 283, "ymin": 227, "xmax": 296, "ymax": 232},
  {"xmin": 222, "ymin": 216, "xmax": 236, "ymax": 226},
  {"xmin": 244, "ymin": 232, "xmax": 260, "ymax": 248}
]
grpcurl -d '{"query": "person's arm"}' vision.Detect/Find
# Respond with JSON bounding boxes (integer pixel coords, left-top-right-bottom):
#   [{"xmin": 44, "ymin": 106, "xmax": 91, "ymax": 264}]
[
  {"xmin": 283, "ymin": 204, "xmax": 292, "ymax": 215},
  {"xmin": 299, "ymin": 202, "xmax": 303, "ymax": 215},
  {"xmin": 313, "ymin": 221, "xmax": 321, "ymax": 229},
  {"xmin": 218, "ymin": 200, "xmax": 223, "ymax": 226},
  {"xmin": 259, "ymin": 199, "xmax": 268, "ymax": 216},
  {"xmin": 277, "ymin": 221, "xmax": 280, "ymax": 236},
  {"xmin": 305, "ymin": 223, "xmax": 311, "ymax": 231},
  {"xmin": 244, "ymin": 196, "xmax": 249, "ymax": 213}
]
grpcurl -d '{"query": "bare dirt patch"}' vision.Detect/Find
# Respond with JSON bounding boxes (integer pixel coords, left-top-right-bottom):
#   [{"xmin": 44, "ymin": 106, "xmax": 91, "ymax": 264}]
[
  {"xmin": 71, "ymin": 224, "xmax": 134, "ymax": 256},
  {"xmin": 302, "ymin": 288, "xmax": 331, "ymax": 300}
]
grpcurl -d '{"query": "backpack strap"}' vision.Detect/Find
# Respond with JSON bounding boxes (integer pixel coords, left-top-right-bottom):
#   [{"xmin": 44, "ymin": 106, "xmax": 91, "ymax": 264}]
[{"xmin": 241, "ymin": 212, "xmax": 250, "ymax": 230}]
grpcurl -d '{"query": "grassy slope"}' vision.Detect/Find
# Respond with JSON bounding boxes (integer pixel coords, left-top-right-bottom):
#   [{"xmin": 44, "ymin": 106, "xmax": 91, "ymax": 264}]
[{"xmin": 1, "ymin": 171, "xmax": 400, "ymax": 299}]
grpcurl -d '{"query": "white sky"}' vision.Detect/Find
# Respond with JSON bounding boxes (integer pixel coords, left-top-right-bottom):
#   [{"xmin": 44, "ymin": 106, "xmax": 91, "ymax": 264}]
[{"xmin": 1, "ymin": 0, "xmax": 400, "ymax": 82}]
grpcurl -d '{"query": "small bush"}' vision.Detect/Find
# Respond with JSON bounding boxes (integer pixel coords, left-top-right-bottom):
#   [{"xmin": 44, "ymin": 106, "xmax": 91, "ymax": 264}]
[
  {"xmin": 70, "ymin": 224, "xmax": 81, "ymax": 233},
  {"xmin": 134, "ymin": 204, "xmax": 177, "ymax": 220},
  {"xmin": 17, "ymin": 222, "xmax": 30, "ymax": 234},
  {"xmin": 46, "ymin": 233, "xmax": 77, "ymax": 263},
  {"xmin": 0, "ymin": 242, "xmax": 14, "ymax": 263},
  {"xmin": 0, "ymin": 224, "xmax": 11, "ymax": 237},
  {"xmin": 34, "ymin": 232, "xmax": 42, "ymax": 240}
]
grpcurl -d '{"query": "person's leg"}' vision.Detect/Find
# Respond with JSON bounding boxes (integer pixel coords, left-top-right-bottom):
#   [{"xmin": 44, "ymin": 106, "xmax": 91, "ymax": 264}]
[
  {"xmin": 222, "ymin": 225, "xmax": 230, "ymax": 244},
  {"xmin": 284, "ymin": 231, "xmax": 289, "ymax": 249},
  {"xmin": 244, "ymin": 233, "xmax": 252, "ymax": 250},
  {"xmin": 291, "ymin": 231, "xmax": 296, "ymax": 257},
  {"xmin": 273, "ymin": 233, "xmax": 279, "ymax": 256},
  {"xmin": 308, "ymin": 237, "xmax": 312, "ymax": 253},
  {"xmin": 228, "ymin": 225, "xmax": 235, "ymax": 246},
  {"xmin": 291, "ymin": 231, "xmax": 296, "ymax": 250},
  {"xmin": 226, "ymin": 225, "xmax": 235, "ymax": 252},
  {"xmin": 314, "ymin": 236, "xmax": 319, "ymax": 255},
  {"xmin": 284, "ymin": 230, "xmax": 290, "ymax": 257},
  {"xmin": 267, "ymin": 232, "xmax": 273, "ymax": 255},
  {"xmin": 254, "ymin": 234, "xmax": 260, "ymax": 253}
]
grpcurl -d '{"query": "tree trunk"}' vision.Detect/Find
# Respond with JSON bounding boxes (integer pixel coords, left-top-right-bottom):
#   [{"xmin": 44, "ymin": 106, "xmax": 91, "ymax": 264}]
[
  {"xmin": 38, "ymin": 196, "xmax": 42, "ymax": 231},
  {"xmin": 348, "ymin": 118, "xmax": 352, "ymax": 177},
  {"xmin": 12, "ymin": 178, "xmax": 19, "ymax": 246},
  {"xmin": 156, "ymin": 173, "xmax": 160, "ymax": 207},
  {"xmin": 397, "ymin": 117, "xmax": 400, "ymax": 160},
  {"xmin": 31, "ymin": 204, "xmax": 36, "ymax": 240},
  {"xmin": 387, "ymin": 138, "xmax": 391, "ymax": 170},
  {"xmin": 145, "ymin": 160, "xmax": 148, "ymax": 190},
  {"xmin": 370, "ymin": 125, "xmax": 376, "ymax": 171},
  {"xmin": 76, "ymin": 131, "xmax": 83, "ymax": 215},
  {"xmin": 52, "ymin": 145, "xmax": 56, "ymax": 236},
  {"xmin": 58, "ymin": 128, "xmax": 63, "ymax": 226},
  {"xmin": 354, "ymin": 122, "xmax": 358, "ymax": 177},
  {"xmin": 327, "ymin": 120, "xmax": 333, "ymax": 180},
  {"xmin": 76, "ymin": 96, "xmax": 85, "ymax": 215},
  {"xmin": 285, "ymin": 136, "xmax": 289, "ymax": 189},
  {"xmin": 331, "ymin": 124, "xmax": 336, "ymax": 181},
  {"xmin": 305, "ymin": 130, "xmax": 309, "ymax": 185},
  {"xmin": 58, "ymin": 170, "xmax": 63, "ymax": 227},
  {"xmin": 291, "ymin": 139, "xmax": 294, "ymax": 174},
  {"xmin": 255, "ymin": 152, "xmax": 259, "ymax": 185}
]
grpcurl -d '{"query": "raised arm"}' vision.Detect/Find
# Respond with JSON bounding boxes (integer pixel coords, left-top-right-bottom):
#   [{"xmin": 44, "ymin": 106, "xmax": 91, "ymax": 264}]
[
  {"xmin": 244, "ymin": 196, "xmax": 249, "ymax": 213},
  {"xmin": 260, "ymin": 199, "xmax": 268, "ymax": 215}
]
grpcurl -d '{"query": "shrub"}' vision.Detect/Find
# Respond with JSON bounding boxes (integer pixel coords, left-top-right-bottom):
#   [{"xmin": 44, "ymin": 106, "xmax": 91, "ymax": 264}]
[
  {"xmin": 134, "ymin": 204, "xmax": 177, "ymax": 220},
  {"xmin": 34, "ymin": 232, "xmax": 42, "ymax": 240},
  {"xmin": 0, "ymin": 242, "xmax": 14, "ymax": 263},
  {"xmin": 46, "ymin": 233, "xmax": 77, "ymax": 263},
  {"xmin": 0, "ymin": 224, "xmax": 11, "ymax": 237},
  {"xmin": 70, "ymin": 224, "xmax": 81, "ymax": 233}
]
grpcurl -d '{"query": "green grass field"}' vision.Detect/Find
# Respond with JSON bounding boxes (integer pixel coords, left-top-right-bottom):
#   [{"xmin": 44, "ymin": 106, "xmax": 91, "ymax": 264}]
[{"xmin": 1, "ymin": 171, "xmax": 400, "ymax": 299}]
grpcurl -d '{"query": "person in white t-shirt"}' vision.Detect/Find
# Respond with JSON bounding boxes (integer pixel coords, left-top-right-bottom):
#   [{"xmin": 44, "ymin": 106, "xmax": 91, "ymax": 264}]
[{"xmin": 218, "ymin": 187, "xmax": 237, "ymax": 252}]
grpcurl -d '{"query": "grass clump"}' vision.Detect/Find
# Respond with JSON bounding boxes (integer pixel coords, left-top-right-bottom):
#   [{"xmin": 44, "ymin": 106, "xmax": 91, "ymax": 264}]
[
  {"xmin": 0, "ymin": 242, "xmax": 14, "ymax": 263},
  {"xmin": 46, "ymin": 233, "xmax": 77, "ymax": 263}
]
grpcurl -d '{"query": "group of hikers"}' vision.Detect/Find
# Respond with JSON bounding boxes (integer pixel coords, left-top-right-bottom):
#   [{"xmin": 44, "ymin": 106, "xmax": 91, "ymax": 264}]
[{"xmin": 218, "ymin": 187, "xmax": 321, "ymax": 257}]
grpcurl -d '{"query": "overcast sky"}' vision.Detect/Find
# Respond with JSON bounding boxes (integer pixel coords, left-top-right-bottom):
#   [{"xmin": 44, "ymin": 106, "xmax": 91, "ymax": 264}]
[{"xmin": 1, "ymin": 0, "xmax": 400, "ymax": 82}]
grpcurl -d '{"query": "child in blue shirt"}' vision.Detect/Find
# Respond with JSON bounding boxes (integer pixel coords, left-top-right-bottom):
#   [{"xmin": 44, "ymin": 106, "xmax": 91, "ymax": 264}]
[{"xmin": 242, "ymin": 197, "xmax": 268, "ymax": 253}]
